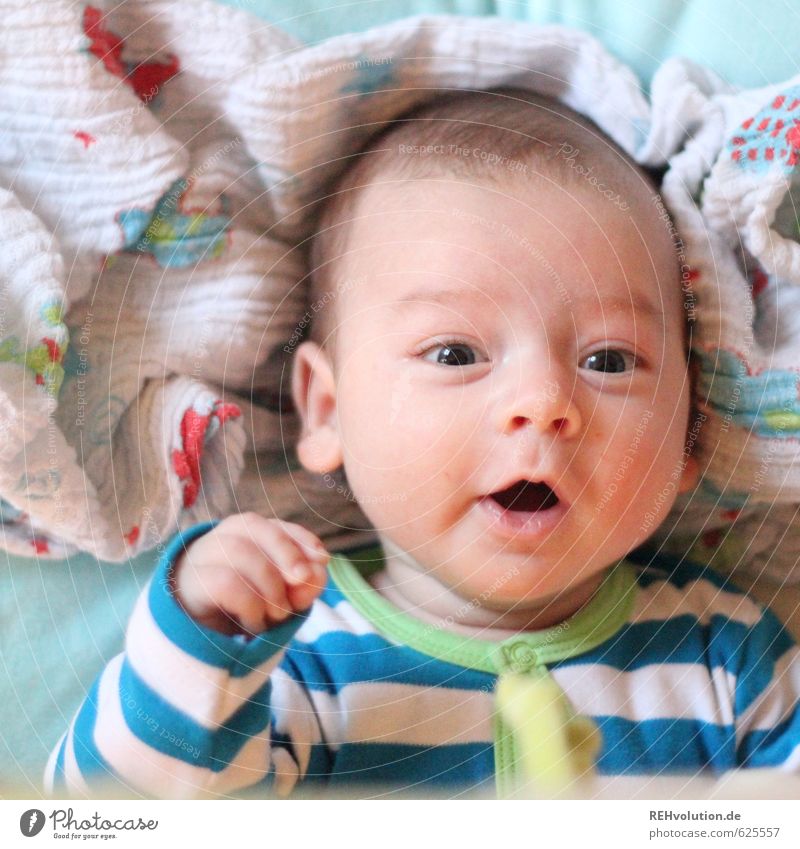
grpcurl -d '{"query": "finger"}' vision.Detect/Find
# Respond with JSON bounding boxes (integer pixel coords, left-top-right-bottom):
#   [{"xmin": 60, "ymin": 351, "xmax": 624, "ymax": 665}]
[
  {"xmin": 235, "ymin": 513, "xmax": 329, "ymax": 564},
  {"xmin": 235, "ymin": 563, "xmax": 293, "ymax": 625},
  {"xmin": 285, "ymin": 578, "xmax": 325, "ymax": 613},
  {"xmin": 272, "ymin": 520, "xmax": 330, "ymax": 563},
  {"xmin": 284, "ymin": 542, "xmax": 329, "ymax": 611},
  {"xmin": 222, "ymin": 515, "xmax": 331, "ymax": 576},
  {"xmin": 205, "ymin": 559, "xmax": 292, "ymax": 629},
  {"xmin": 235, "ymin": 516, "xmax": 326, "ymax": 584},
  {"xmin": 221, "ymin": 541, "xmax": 318, "ymax": 618},
  {"xmin": 269, "ymin": 523, "xmax": 331, "ymax": 592},
  {"xmin": 234, "ymin": 595, "xmax": 274, "ymax": 636},
  {"xmin": 179, "ymin": 517, "xmax": 326, "ymax": 620},
  {"xmin": 224, "ymin": 531, "xmax": 326, "ymax": 614},
  {"xmin": 192, "ymin": 573, "xmax": 271, "ymax": 636}
]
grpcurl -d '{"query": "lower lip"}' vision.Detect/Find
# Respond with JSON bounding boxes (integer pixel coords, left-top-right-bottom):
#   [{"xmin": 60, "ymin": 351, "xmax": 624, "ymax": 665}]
[{"xmin": 477, "ymin": 495, "xmax": 567, "ymax": 541}]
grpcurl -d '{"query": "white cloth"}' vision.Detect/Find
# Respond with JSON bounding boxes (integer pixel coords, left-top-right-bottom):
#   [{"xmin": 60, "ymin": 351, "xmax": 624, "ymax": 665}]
[{"xmin": 1, "ymin": 3, "xmax": 800, "ymax": 580}]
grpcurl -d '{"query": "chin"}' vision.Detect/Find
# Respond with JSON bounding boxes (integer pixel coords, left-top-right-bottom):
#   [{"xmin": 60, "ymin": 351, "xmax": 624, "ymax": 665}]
[
  {"xmin": 478, "ymin": 593, "xmax": 552, "ymax": 613},
  {"xmin": 462, "ymin": 575, "xmax": 560, "ymax": 612}
]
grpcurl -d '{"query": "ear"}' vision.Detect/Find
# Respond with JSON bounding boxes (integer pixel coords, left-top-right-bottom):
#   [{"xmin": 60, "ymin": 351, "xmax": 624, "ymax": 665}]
[{"xmin": 291, "ymin": 340, "xmax": 342, "ymax": 474}]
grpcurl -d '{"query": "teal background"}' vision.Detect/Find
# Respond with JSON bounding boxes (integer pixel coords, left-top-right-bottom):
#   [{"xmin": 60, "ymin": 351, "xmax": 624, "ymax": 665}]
[
  {"xmin": 1, "ymin": 549, "xmax": 157, "ymax": 795},
  {"xmin": 4, "ymin": 0, "xmax": 799, "ymax": 796}
]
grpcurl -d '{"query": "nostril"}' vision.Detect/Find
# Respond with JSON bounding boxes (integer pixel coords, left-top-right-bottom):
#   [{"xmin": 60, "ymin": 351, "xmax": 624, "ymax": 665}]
[
  {"xmin": 553, "ymin": 417, "xmax": 568, "ymax": 433},
  {"xmin": 510, "ymin": 415, "xmax": 529, "ymax": 429}
]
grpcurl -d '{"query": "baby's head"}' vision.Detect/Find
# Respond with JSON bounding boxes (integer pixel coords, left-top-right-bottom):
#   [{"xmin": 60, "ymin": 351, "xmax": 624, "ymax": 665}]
[{"xmin": 291, "ymin": 87, "xmax": 699, "ymax": 617}]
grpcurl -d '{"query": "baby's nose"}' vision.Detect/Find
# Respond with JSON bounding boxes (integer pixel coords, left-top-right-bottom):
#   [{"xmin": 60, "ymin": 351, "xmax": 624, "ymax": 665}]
[
  {"xmin": 509, "ymin": 414, "xmax": 571, "ymax": 433},
  {"xmin": 498, "ymin": 378, "xmax": 582, "ymax": 439}
]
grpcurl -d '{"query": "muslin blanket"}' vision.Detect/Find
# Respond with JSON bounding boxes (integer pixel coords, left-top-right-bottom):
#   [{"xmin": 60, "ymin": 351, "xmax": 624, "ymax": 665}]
[{"xmin": 2, "ymin": 1, "xmax": 800, "ymax": 583}]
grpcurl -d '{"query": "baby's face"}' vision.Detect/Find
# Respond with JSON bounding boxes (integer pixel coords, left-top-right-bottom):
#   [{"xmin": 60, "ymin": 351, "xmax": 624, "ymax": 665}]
[{"xmin": 303, "ymin": 174, "xmax": 696, "ymax": 612}]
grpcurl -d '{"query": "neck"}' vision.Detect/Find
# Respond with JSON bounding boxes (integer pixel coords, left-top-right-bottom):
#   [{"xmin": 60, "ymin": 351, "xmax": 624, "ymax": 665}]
[{"xmin": 375, "ymin": 536, "xmax": 606, "ymax": 633}]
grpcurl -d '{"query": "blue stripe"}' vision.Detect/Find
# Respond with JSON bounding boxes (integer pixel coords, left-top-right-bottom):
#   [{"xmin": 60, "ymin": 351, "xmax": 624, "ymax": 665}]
[
  {"xmin": 596, "ymin": 715, "xmax": 736, "ymax": 774},
  {"xmin": 304, "ymin": 740, "xmax": 335, "ymax": 783},
  {"xmin": 327, "ymin": 742, "xmax": 494, "ymax": 791},
  {"xmin": 266, "ymin": 726, "xmax": 334, "ymax": 785},
  {"xmin": 210, "ymin": 736, "xmax": 334, "ymax": 796},
  {"xmin": 560, "ymin": 610, "xmax": 791, "ymax": 684},
  {"xmin": 284, "ymin": 632, "xmax": 495, "ymax": 694},
  {"xmin": 633, "ymin": 559, "xmax": 739, "ymax": 592},
  {"xmin": 72, "ymin": 675, "xmax": 136, "ymax": 796},
  {"xmin": 147, "ymin": 522, "xmax": 308, "ymax": 674},
  {"xmin": 270, "ymin": 728, "xmax": 295, "ymax": 760},
  {"xmin": 735, "ymin": 618, "xmax": 796, "ymax": 715},
  {"xmin": 318, "ymin": 581, "xmax": 349, "ymax": 609},
  {"xmin": 557, "ymin": 616, "xmax": 737, "ymax": 673},
  {"xmin": 119, "ymin": 659, "xmax": 274, "ymax": 772},
  {"xmin": 739, "ymin": 702, "xmax": 800, "ymax": 767}
]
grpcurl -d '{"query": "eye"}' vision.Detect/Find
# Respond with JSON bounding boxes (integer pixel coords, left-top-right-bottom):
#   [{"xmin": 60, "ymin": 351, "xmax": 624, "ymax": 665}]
[
  {"xmin": 423, "ymin": 342, "xmax": 480, "ymax": 367},
  {"xmin": 580, "ymin": 348, "xmax": 636, "ymax": 374}
]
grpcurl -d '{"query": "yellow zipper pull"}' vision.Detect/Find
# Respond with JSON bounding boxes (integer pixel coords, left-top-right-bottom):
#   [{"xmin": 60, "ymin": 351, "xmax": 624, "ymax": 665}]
[{"xmin": 496, "ymin": 671, "xmax": 602, "ymax": 798}]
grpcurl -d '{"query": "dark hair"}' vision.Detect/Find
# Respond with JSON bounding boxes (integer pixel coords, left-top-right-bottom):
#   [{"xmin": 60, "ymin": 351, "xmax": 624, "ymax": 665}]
[{"xmin": 306, "ymin": 86, "xmax": 683, "ymax": 354}]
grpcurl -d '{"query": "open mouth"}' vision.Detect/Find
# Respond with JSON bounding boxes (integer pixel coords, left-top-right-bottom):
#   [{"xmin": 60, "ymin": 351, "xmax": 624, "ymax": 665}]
[{"xmin": 489, "ymin": 480, "xmax": 559, "ymax": 512}]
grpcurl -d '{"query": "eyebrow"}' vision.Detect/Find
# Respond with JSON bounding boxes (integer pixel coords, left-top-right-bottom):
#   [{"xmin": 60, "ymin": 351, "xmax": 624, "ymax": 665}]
[
  {"xmin": 571, "ymin": 292, "xmax": 665, "ymax": 322},
  {"xmin": 391, "ymin": 288, "xmax": 489, "ymax": 309},
  {"xmin": 391, "ymin": 287, "xmax": 665, "ymax": 322}
]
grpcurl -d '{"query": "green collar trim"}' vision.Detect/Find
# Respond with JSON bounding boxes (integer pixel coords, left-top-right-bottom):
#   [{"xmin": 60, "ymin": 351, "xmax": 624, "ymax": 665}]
[{"xmin": 329, "ymin": 548, "xmax": 639, "ymax": 675}]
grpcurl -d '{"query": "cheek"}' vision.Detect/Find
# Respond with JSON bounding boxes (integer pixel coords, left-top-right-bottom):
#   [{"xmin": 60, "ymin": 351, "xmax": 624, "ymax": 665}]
[
  {"xmin": 595, "ymin": 405, "xmax": 688, "ymax": 532},
  {"xmin": 334, "ymin": 375, "xmax": 429, "ymax": 488},
  {"xmin": 342, "ymin": 369, "xmax": 474, "ymax": 460},
  {"xmin": 589, "ymin": 399, "xmax": 677, "ymax": 485},
  {"xmin": 336, "ymin": 394, "xmax": 472, "ymax": 531}
]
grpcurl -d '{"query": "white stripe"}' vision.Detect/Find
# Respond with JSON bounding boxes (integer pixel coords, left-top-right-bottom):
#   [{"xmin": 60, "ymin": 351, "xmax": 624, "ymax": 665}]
[
  {"xmin": 96, "ymin": 654, "xmax": 281, "ymax": 798},
  {"xmin": 94, "ymin": 654, "xmax": 217, "ymax": 798},
  {"xmin": 269, "ymin": 667, "xmax": 323, "ymax": 777},
  {"xmin": 307, "ymin": 681, "xmax": 494, "ymax": 750},
  {"xmin": 62, "ymin": 718, "xmax": 94, "ymax": 798},
  {"xmin": 631, "ymin": 575, "xmax": 763, "ymax": 628},
  {"xmin": 43, "ymin": 732, "xmax": 64, "ymax": 795},
  {"xmin": 780, "ymin": 740, "xmax": 800, "ymax": 771},
  {"xmin": 185, "ymin": 674, "xmax": 501, "ymax": 797},
  {"xmin": 271, "ymin": 747, "xmax": 301, "ymax": 798},
  {"xmin": 126, "ymin": 584, "xmax": 279, "ymax": 729},
  {"xmin": 294, "ymin": 597, "xmax": 378, "ymax": 644},
  {"xmin": 553, "ymin": 663, "xmax": 736, "ymax": 726},
  {"xmin": 737, "ymin": 645, "xmax": 800, "ymax": 734},
  {"xmin": 202, "ymin": 733, "xmax": 275, "ymax": 798},
  {"xmin": 184, "ymin": 732, "xmax": 303, "ymax": 799}
]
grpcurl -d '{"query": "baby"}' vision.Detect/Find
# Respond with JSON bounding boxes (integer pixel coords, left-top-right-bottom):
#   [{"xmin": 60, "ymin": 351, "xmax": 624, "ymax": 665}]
[{"xmin": 47, "ymin": 88, "xmax": 800, "ymax": 798}]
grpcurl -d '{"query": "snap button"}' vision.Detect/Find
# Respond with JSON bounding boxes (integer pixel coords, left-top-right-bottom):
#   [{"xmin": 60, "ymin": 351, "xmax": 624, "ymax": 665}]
[{"xmin": 497, "ymin": 641, "xmax": 539, "ymax": 674}]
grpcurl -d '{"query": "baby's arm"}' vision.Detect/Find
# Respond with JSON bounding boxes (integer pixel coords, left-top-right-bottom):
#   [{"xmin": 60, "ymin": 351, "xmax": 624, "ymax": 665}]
[{"xmin": 45, "ymin": 515, "xmax": 331, "ymax": 798}]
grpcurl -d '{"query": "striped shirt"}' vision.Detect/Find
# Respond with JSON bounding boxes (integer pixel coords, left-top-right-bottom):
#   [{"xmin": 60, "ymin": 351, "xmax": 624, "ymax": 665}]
[{"xmin": 46, "ymin": 522, "xmax": 800, "ymax": 798}]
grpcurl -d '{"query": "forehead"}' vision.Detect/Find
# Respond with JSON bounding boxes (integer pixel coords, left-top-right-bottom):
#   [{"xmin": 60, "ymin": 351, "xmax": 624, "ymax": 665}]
[{"xmin": 335, "ymin": 176, "xmax": 679, "ymax": 322}]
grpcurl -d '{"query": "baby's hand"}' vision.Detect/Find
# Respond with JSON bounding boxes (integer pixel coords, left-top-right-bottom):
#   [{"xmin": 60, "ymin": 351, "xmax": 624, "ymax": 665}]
[{"xmin": 173, "ymin": 513, "xmax": 330, "ymax": 635}]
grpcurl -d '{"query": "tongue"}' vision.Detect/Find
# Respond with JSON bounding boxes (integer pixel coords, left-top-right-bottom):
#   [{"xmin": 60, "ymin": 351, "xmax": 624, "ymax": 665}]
[{"xmin": 492, "ymin": 480, "xmax": 558, "ymax": 512}]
